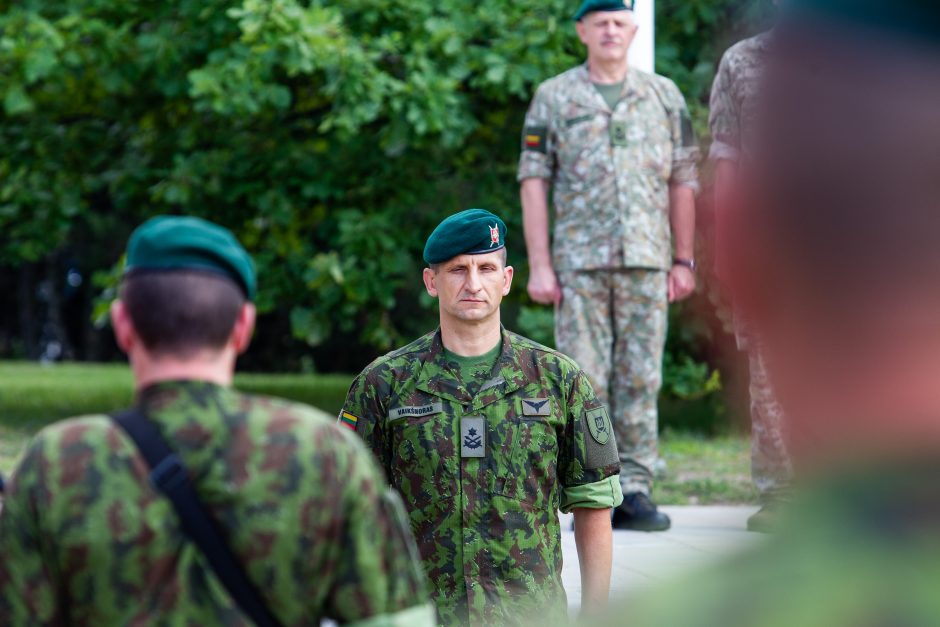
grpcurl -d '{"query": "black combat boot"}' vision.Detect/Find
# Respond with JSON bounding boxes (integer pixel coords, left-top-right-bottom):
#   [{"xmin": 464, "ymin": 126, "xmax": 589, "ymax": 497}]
[{"xmin": 612, "ymin": 492, "xmax": 671, "ymax": 531}]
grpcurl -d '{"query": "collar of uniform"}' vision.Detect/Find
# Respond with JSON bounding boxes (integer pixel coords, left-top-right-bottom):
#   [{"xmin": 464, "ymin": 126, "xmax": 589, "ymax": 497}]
[
  {"xmin": 414, "ymin": 327, "xmax": 525, "ymax": 407},
  {"xmin": 136, "ymin": 379, "xmax": 228, "ymax": 414},
  {"xmin": 469, "ymin": 327, "xmax": 526, "ymax": 412},
  {"xmin": 573, "ymin": 63, "xmax": 642, "ymax": 112}
]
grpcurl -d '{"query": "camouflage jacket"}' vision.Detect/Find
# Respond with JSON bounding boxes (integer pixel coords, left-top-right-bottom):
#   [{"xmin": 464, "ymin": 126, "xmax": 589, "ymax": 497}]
[
  {"xmin": 518, "ymin": 64, "xmax": 700, "ymax": 272},
  {"xmin": 0, "ymin": 381, "xmax": 433, "ymax": 626},
  {"xmin": 589, "ymin": 461, "xmax": 940, "ymax": 627},
  {"xmin": 340, "ymin": 327, "xmax": 622, "ymax": 626},
  {"xmin": 708, "ymin": 31, "xmax": 773, "ymax": 163}
]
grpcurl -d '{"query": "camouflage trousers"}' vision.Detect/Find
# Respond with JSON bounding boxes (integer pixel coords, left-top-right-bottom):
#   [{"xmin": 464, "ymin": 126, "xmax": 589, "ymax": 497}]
[
  {"xmin": 556, "ymin": 268, "xmax": 667, "ymax": 495},
  {"xmin": 748, "ymin": 342, "xmax": 793, "ymax": 501}
]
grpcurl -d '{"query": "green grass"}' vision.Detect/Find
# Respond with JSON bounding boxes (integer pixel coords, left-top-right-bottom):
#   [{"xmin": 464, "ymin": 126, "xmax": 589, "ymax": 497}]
[
  {"xmin": 0, "ymin": 361, "xmax": 353, "ymax": 429},
  {"xmin": 0, "ymin": 362, "xmax": 757, "ymax": 505},
  {"xmin": 656, "ymin": 430, "xmax": 758, "ymax": 505}
]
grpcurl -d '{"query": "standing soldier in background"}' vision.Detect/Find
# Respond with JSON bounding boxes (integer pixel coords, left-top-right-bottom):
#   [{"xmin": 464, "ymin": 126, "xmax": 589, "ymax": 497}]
[
  {"xmin": 709, "ymin": 9, "xmax": 792, "ymax": 532},
  {"xmin": 340, "ymin": 209, "xmax": 621, "ymax": 625},
  {"xmin": 588, "ymin": 1, "xmax": 940, "ymax": 623},
  {"xmin": 0, "ymin": 216, "xmax": 433, "ymax": 626},
  {"xmin": 519, "ymin": 0, "xmax": 699, "ymax": 531}
]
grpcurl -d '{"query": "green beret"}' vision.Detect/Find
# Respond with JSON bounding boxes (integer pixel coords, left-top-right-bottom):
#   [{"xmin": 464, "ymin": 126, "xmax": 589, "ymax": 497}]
[
  {"xmin": 574, "ymin": 0, "xmax": 635, "ymax": 21},
  {"xmin": 124, "ymin": 215, "xmax": 257, "ymax": 300},
  {"xmin": 785, "ymin": 0, "xmax": 940, "ymax": 44},
  {"xmin": 423, "ymin": 209, "xmax": 507, "ymax": 265}
]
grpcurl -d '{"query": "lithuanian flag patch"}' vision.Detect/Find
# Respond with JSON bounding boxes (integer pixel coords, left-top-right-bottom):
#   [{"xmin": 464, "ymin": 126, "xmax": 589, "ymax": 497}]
[
  {"xmin": 339, "ymin": 411, "xmax": 359, "ymax": 431},
  {"xmin": 522, "ymin": 125, "xmax": 547, "ymax": 153}
]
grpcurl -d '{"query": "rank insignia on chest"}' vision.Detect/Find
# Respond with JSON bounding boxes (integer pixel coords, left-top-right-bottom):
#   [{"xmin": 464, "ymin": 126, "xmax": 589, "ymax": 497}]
[
  {"xmin": 609, "ymin": 120, "xmax": 628, "ymax": 147},
  {"xmin": 522, "ymin": 398, "xmax": 551, "ymax": 417},
  {"xmin": 461, "ymin": 416, "xmax": 486, "ymax": 458}
]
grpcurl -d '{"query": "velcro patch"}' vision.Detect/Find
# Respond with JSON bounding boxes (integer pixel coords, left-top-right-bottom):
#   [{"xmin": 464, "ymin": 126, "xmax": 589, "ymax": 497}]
[
  {"xmin": 461, "ymin": 416, "xmax": 486, "ymax": 458},
  {"xmin": 339, "ymin": 411, "xmax": 359, "ymax": 431},
  {"xmin": 522, "ymin": 398, "xmax": 551, "ymax": 416},
  {"xmin": 609, "ymin": 120, "xmax": 628, "ymax": 147},
  {"xmin": 565, "ymin": 114, "xmax": 594, "ymax": 128},
  {"xmin": 583, "ymin": 405, "xmax": 618, "ymax": 469},
  {"xmin": 586, "ymin": 407, "xmax": 611, "ymax": 445},
  {"xmin": 522, "ymin": 125, "xmax": 547, "ymax": 153},
  {"xmin": 388, "ymin": 402, "xmax": 443, "ymax": 421}
]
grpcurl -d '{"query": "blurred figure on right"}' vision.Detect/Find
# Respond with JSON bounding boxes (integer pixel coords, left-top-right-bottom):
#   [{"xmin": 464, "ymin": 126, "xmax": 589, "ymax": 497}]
[
  {"xmin": 708, "ymin": 2, "xmax": 792, "ymax": 533},
  {"xmin": 585, "ymin": 0, "xmax": 940, "ymax": 624}
]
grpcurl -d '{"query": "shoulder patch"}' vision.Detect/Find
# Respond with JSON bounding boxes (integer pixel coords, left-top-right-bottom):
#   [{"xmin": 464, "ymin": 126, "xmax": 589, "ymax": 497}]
[
  {"xmin": 339, "ymin": 411, "xmax": 359, "ymax": 431},
  {"xmin": 586, "ymin": 407, "xmax": 611, "ymax": 445},
  {"xmin": 522, "ymin": 125, "xmax": 548, "ymax": 154}
]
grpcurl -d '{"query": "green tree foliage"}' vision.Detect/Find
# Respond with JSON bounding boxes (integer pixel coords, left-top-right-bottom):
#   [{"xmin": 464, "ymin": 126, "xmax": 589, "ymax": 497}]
[
  {"xmin": 0, "ymin": 0, "xmax": 765, "ymax": 383},
  {"xmin": 1, "ymin": 0, "xmax": 587, "ymax": 362}
]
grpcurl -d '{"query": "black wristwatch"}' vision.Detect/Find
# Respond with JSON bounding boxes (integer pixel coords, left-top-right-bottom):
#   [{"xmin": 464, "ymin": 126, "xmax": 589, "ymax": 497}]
[{"xmin": 673, "ymin": 257, "xmax": 696, "ymax": 272}]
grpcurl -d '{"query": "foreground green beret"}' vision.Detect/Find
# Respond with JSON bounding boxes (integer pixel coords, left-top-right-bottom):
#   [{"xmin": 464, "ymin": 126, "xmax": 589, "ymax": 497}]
[
  {"xmin": 125, "ymin": 215, "xmax": 257, "ymax": 300},
  {"xmin": 785, "ymin": 0, "xmax": 940, "ymax": 43},
  {"xmin": 574, "ymin": 0, "xmax": 635, "ymax": 21},
  {"xmin": 423, "ymin": 209, "xmax": 507, "ymax": 265}
]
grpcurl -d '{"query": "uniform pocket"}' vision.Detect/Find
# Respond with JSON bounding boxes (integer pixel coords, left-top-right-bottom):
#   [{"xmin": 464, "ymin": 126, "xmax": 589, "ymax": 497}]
[
  {"xmin": 490, "ymin": 410, "xmax": 559, "ymax": 508},
  {"xmin": 390, "ymin": 412, "xmax": 458, "ymax": 506},
  {"xmin": 557, "ymin": 114, "xmax": 610, "ymax": 188}
]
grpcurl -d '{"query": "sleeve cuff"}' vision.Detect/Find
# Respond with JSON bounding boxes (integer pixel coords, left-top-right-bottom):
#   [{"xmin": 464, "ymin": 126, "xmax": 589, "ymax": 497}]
[
  {"xmin": 517, "ymin": 158, "xmax": 552, "ymax": 182},
  {"xmin": 345, "ymin": 603, "xmax": 436, "ymax": 627},
  {"xmin": 709, "ymin": 140, "xmax": 740, "ymax": 162},
  {"xmin": 560, "ymin": 474, "xmax": 624, "ymax": 513}
]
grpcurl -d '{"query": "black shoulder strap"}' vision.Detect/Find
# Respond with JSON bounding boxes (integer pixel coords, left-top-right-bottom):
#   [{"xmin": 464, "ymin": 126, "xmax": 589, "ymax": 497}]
[{"xmin": 111, "ymin": 408, "xmax": 283, "ymax": 627}]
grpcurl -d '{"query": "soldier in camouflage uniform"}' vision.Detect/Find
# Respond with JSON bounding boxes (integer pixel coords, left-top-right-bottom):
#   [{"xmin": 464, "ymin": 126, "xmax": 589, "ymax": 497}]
[
  {"xmin": 518, "ymin": 0, "xmax": 699, "ymax": 531},
  {"xmin": 709, "ymin": 25, "xmax": 793, "ymax": 532},
  {"xmin": 0, "ymin": 216, "xmax": 433, "ymax": 626},
  {"xmin": 341, "ymin": 209, "xmax": 623, "ymax": 625},
  {"xmin": 590, "ymin": 1, "xmax": 940, "ymax": 622}
]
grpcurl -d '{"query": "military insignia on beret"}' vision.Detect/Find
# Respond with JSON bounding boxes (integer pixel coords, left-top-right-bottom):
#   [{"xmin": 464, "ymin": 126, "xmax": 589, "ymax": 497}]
[
  {"xmin": 339, "ymin": 411, "xmax": 359, "ymax": 431},
  {"xmin": 489, "ymin": 224, "xmax": 500, "ymax": 247},
  {"xmin": 586, "ymin": 407, "xmax": 611, "ymax": 445}
]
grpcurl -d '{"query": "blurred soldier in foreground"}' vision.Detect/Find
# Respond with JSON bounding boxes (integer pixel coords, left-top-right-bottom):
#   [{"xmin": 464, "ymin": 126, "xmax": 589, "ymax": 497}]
[
  {"xmin": 709, "ymin": 3, "xmax": 793, "ymax": 532},
  {"xmin": 584, "ymin": 1, "xmax": 940, "ymax": 625},
  {"xmin": 340, "ymin": 209, "xmax": 622, "ymax": 625},
  {"xmin": 0, "ymin": 216, "xmax": 432, "ymax": 626},
  {"xmin": 519, "ymin": 0, "xmax": 700, "ymax": 531}
]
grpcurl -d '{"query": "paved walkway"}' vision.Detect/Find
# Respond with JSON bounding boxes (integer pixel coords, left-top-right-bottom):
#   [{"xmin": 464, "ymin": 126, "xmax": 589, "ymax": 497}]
[{"xmin": 561, "ymin": 506, "xmax": 765, "ymax": 612}]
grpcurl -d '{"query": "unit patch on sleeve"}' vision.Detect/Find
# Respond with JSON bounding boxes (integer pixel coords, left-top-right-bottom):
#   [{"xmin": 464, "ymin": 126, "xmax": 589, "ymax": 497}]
[
  {"xmin": 586, "ymin": 407, "xmax": 611, "ymax": 445},
  {"xmin": 522, "ymin": 125, "xmax": 548, "ymax": 154}
]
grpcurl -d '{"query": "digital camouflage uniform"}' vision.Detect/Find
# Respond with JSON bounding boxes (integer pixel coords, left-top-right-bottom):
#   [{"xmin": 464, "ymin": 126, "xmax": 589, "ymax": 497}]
[
  {"xmin": 518, "ymin": 64, "xmax": 700, "ymax": 494},
  {"xmin": 709, "ymin": 33, "xmax": 793, "ymax": 500},
  {"xmin": 340, "ymin": 327, "xmax": 623, "ymax": 626},
  {"xmin": 0, "ymin": 381, "xmax": 433, "ymax": 626}
]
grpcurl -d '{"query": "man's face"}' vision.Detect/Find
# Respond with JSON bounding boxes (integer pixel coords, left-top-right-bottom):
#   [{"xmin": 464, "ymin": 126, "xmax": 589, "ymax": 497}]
[
  {"xmin": 423, "ymin": 251, "xmax": 513, "ymax": 325},
  {"xmin": 576, "ymin": 10, "xmax": 637, "ymax": 64}
]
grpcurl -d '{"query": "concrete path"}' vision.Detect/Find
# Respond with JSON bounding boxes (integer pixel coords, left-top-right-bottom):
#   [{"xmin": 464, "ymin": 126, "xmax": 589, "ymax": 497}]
[{"xmin": 561, "ymin": 506, "xmax": 765, "ymax": 612}]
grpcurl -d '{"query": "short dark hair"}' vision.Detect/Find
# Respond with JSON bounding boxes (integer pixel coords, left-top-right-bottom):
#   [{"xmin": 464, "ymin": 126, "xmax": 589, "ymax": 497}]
[
  {"xmin": 121, "ymin": 270, "xmax": 245, "ymax": 357},
  {"xmin": 429, "ymin": 248, "xmax": 508, "ymax": 273}
]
